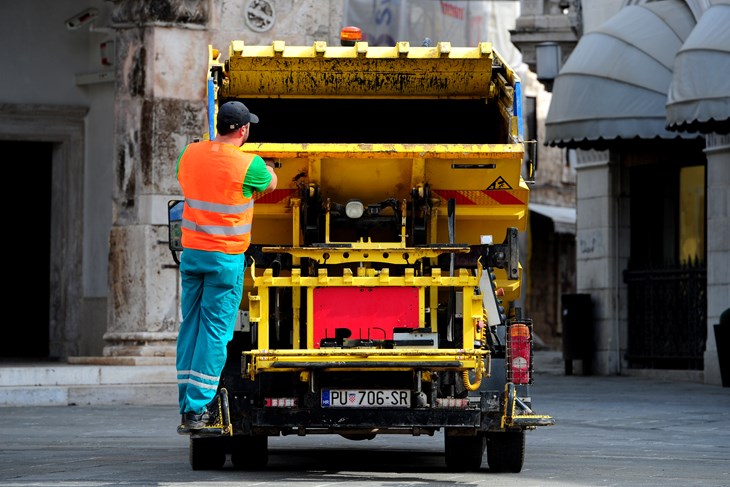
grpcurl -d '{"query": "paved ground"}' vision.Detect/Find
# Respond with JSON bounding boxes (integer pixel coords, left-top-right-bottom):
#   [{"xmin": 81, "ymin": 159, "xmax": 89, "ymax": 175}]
[{"xmin": 0, "ymin": 362, "xmax": 728, "ymax": 487}]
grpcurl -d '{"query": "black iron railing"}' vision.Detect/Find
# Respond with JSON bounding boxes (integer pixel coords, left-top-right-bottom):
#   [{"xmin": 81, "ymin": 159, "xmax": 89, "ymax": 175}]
[{"xmin": 624, "ymin": 261, "xmax": 706, "ymax": 370}]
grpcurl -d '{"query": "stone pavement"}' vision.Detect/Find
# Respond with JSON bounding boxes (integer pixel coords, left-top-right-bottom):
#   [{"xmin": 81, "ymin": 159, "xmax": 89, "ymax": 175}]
[{"xmin": 0, "ymin": 361, "xmax": 728, "ymax": 487}]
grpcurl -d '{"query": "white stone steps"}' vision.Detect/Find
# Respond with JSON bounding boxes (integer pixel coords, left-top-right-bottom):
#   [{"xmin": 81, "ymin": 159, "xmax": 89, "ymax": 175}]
[{"xmin": 0, "ymin": 361, "xmax": 177, "ymax": 407}]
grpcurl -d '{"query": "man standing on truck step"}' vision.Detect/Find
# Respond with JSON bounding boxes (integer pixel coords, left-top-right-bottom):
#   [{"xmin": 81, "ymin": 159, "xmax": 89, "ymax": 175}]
[{"xmin": 175, "ymin": 101, "xmax": 277, "ymax": 433}]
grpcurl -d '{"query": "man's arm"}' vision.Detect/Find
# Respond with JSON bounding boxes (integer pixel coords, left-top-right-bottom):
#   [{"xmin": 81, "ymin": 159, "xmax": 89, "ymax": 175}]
[
  {"xmin": 243, "ymin": 155, "xmax": 277, "ymax": 197},
  {"xmin": 263, "ymin": 159, "xmax": 278, "ymax": 194}
]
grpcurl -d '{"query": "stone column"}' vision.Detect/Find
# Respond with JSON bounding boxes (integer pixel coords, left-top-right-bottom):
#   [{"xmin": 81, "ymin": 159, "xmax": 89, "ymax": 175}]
[
  {"xmin": 575, "ymin": 149, "xmax": 623, "ymax": 375},
  {"xmin": 103, "ymin": 1, "xmax": 210, "ymax": 361},
  {"xmin": 704, "ymin": 133, "xmax": 730, "ymax": 386},
  {"xmin": 98, "ymin": 0, "xmax": 349, "ymax": 362}
]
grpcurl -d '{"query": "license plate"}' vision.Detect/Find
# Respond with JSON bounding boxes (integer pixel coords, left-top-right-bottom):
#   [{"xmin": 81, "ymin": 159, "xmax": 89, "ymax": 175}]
[{"xmin": 321, "ymin": 389, "xmax": 410, "ymax": 408}]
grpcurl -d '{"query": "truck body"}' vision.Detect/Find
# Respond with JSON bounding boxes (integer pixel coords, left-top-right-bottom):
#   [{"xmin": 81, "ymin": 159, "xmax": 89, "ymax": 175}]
[{"xmin": 169, "ymin": 36, "xmax": 553, "ymax": 472}]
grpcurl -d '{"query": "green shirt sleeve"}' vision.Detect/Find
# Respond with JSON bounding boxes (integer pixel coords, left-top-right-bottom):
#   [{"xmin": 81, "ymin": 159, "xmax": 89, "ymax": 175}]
[
  {"xmin": 243, "ymin": 154, "xmax": 273, "ymax": 197},
  {"xmin": 175, "ymin": 146, "xmax": 187, "ymax": 179}
]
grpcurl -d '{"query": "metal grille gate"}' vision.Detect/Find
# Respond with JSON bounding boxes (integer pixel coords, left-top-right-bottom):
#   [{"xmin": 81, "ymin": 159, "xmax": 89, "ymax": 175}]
[{"xmin": 624, "ymin": 261, "xmax": 707, "ymax": 370}]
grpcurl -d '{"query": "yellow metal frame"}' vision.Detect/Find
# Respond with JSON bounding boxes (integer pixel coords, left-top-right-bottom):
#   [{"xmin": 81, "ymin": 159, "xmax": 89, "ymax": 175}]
[
  {"xmin": 212, "ymin": 38, "xmax": 522, "ymax": 140},
  {"xmin": 223, "ymin": 40, "xmax": 496, "ymax": 99},
  {"xmin": 244, "ymin": 259, "xmax": 491, "ymax": 381},
  {"xmin": 501, "ymin": 383, "xmax": 556, "ymax": 428}
]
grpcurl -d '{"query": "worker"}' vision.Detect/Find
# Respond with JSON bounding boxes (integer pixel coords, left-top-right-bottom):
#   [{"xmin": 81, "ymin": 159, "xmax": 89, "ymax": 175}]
[{"xmin": 175, "ymin": 101, "xmax": 277, "ymax": 433}]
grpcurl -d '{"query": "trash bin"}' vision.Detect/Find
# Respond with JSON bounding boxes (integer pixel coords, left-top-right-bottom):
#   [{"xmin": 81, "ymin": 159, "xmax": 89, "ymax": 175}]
[
  {"xmin": 715, "ymin": 308, "xmax": 730, "ymax": 388},
  {"xmin": 561, "ymin": 293, "xmax": 594, "ymax": 376}
]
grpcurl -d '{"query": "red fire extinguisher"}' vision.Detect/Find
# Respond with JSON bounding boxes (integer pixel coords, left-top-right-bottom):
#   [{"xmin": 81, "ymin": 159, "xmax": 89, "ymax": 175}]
[{"xmin": 507, "ymin": 322, "xmax": 532, "ymax": 385}]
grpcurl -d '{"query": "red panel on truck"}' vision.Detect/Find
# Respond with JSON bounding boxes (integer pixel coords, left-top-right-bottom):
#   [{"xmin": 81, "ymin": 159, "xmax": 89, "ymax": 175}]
[{"xmin": 312, "ymin": 287, "xmax": 419, "ymax": 348}]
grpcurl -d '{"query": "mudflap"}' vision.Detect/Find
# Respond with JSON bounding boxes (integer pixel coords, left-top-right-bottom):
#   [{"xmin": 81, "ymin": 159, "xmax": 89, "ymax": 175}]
[{"xmin": 177, "ymin": 388, "xmax": 233, "ymax": 436}]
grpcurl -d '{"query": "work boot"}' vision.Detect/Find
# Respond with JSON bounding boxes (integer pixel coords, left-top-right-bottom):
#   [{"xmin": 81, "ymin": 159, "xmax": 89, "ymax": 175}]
[
  {"xmin": 184, "ymin": 410, "xmax": 210, "ymax": 430},
  {"xmin": 176, "ymin": 393, "xmax": 222, "ymax": 434},
  {"xmin": 177, "ymin": 410, "xmax": 210, "ymax": 434}
]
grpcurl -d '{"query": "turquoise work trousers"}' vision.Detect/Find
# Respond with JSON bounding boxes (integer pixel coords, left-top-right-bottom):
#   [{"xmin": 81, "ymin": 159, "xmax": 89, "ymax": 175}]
[{"xmin": 176, "ymin": 248, "xmax": 246, "ymax": 414}]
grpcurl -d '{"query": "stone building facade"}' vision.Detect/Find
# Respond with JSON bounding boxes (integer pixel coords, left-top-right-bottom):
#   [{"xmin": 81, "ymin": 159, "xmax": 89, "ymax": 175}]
[{"xmin": 512, "ymin": 0, "xmax": 729, "ymax": 384}]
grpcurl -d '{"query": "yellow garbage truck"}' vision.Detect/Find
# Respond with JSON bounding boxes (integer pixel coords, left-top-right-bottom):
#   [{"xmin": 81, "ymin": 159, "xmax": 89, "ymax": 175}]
[{"xmin": 168, "ymin": 35, "xmax": 553, "ymax": 473}]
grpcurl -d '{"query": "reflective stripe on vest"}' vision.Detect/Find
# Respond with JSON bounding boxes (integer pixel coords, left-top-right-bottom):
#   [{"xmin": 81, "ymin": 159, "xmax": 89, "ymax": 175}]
[
  {"xmin": 183, "ymin": 198, "xmax": 254, "ymax": 236},
  {"xmin": 178, "ymin": 141, "xmax": 256, "ymax": 254}
]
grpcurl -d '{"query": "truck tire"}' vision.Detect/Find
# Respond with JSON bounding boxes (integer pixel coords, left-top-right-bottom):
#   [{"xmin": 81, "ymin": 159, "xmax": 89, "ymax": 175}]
[
  {"xmin": 230, "ymin": 434, "xmax": 268, "ymax": 470},
  {"xmin": 190, "ymin": 436, "xmax": 226, "ymax": 470},
  {"xmin": 444, "ymin": 433, "xmax": 485, "ymax": 471},
  {"xmin": 486, "ymin": 430, "xmax": 525, "ymax": 473}
]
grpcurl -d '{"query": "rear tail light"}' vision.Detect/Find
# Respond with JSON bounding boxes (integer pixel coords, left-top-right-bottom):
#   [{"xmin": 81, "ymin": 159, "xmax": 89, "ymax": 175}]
[{"xmin": 506, "ymin": 321, "xmax": 533, "ymax": 385}]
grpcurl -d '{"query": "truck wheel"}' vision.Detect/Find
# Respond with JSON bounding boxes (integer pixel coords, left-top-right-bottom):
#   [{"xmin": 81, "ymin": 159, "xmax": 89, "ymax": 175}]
[
  {"xmin": 230, "ymin": 435, "xmax": 268, "ymax": 470},
  {"xmin": 486, "ymin": 430, "xmax": 525, "ymax": 473},
  {"xmin": 444, "ymin": 433, "xmax": 485, "ymax": 471},
  {"xmin": 189, "ymin": 436, "xmax": 226, "ymax": 470}
]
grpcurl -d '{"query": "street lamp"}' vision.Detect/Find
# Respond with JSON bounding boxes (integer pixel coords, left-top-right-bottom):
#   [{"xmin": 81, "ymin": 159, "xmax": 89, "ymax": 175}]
[{"xmin": 536, "ymin": 42, "xmax": 562, "ymax": 91}]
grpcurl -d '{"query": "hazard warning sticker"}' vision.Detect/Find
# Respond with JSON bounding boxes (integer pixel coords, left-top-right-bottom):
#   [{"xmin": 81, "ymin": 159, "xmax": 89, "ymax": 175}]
[{"xmin": 486, "ymin": 176, "xmax": 512, "ymax": 190}]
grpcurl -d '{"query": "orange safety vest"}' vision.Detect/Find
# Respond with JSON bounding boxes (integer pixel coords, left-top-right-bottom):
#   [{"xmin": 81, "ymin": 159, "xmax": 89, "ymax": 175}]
[{"xmin": 177, "ymin": 141, "xmax": 256, "ymax": 254}]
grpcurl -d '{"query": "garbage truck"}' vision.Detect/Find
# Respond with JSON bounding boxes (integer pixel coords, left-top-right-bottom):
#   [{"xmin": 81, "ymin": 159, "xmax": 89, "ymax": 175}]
[{"xmin": 168, "ymin": 34, "xmax": 554, "ymax": 473}]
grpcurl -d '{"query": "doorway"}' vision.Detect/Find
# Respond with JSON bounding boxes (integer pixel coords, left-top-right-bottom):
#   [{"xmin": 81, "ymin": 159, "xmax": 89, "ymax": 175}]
[
  {"xmin": 0, "ymin": 141, "xmax": 52, "ymax": 359},
  {"xmin": 624, "ymin": 156, "xmax": 707, "ymax": 370}
]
